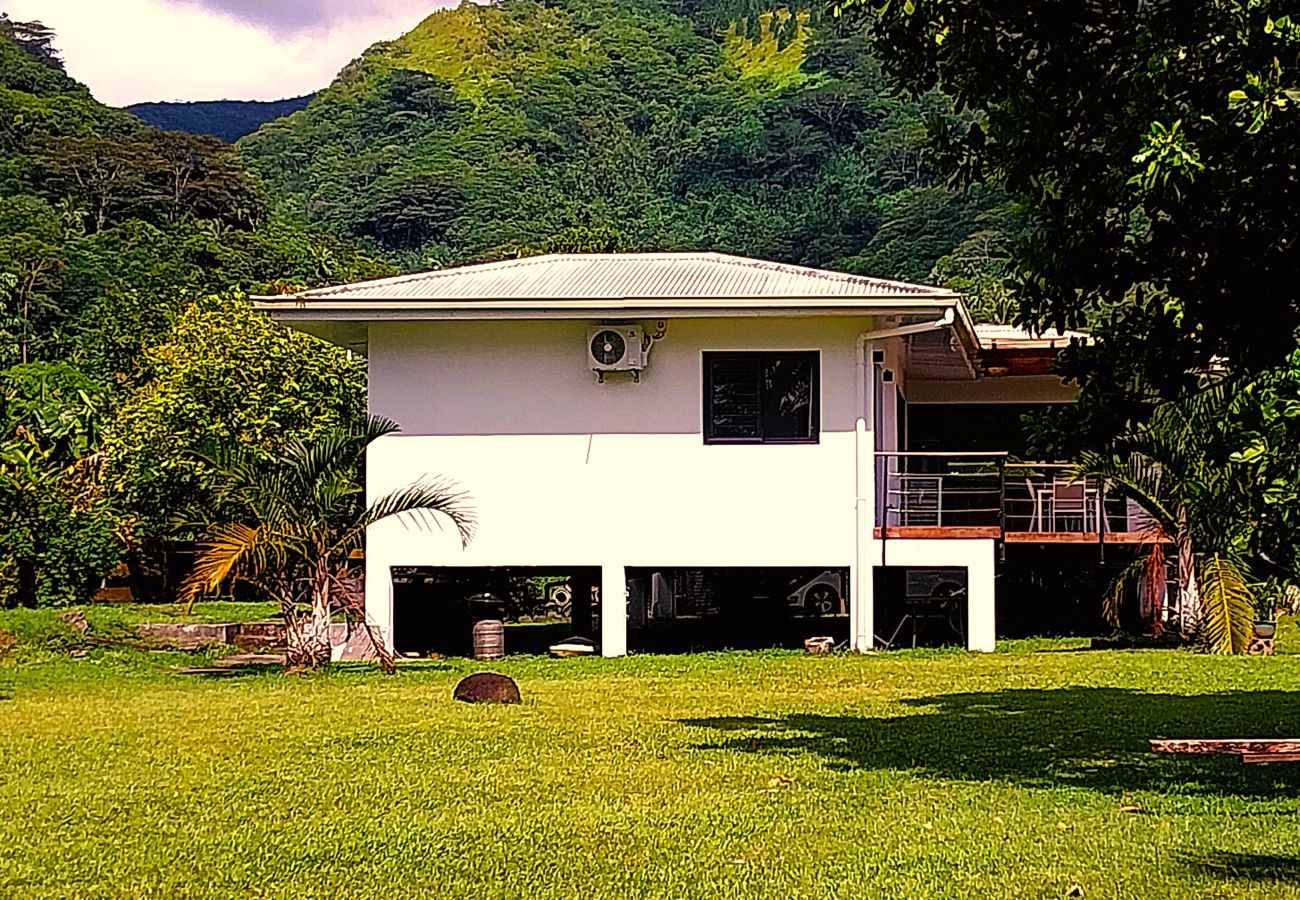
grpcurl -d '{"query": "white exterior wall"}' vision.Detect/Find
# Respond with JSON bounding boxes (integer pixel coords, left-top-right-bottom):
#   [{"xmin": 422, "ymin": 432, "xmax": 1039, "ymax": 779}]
[
  {"xmin": 364, "ymin": 317, "xmax": 874, "ymax": 652},
  {"xmin": 359, "ymin": 317, "xmax": 1039, "ymax": 655}
]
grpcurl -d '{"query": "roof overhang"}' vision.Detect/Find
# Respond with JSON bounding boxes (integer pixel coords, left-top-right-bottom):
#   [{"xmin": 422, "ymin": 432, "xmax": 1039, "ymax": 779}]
[
  {"xmin": 972, "ymin": 325, "xmax": 1089, "ymax": 378},
  {"xmin": 253, "ymin": 295, "xmax": 962, "ymax": 318},
  {"xmin": 255, "ymin": 294, "xmax": 975, "ymax": 360},
  {"xmin": 253, "ymin": 252, "xmax": 982, "ymax": 357}
]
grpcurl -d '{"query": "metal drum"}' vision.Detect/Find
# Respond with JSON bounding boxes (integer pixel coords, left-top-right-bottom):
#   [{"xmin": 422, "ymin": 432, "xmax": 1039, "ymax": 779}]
[{"xmin": 471, "ymin": 619, "xmax": 505, "ymax": 660}]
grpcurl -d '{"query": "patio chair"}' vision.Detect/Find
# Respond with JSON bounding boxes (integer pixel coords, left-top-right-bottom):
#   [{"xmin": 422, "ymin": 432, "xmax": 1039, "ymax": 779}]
[
  {"xmin": 1023, "ymin": 477, "xmax": 1045, "ymax": 531},
  {"xmin": 896, "ymin": 474, "xmax": 942, "ymax": 526},
  {"xmin": 1049, "ymin": 480, "xmax": 1088, "ymax": 532},
  {"xmin": 881, "ymin": 586, "xmax": 967, "ymax": 649}
]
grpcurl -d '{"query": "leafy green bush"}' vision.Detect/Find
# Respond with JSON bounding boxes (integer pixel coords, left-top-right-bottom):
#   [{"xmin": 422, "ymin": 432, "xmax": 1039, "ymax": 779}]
[{"xmin": 0, "ymin": 361, "xmax": 120, "ymax": 608}]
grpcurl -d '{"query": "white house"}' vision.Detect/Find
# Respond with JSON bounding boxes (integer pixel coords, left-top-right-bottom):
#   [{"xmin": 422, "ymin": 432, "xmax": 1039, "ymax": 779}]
[{"xmin": 258, "ymin": 252, "xmax": 1134, "ymax": 657}]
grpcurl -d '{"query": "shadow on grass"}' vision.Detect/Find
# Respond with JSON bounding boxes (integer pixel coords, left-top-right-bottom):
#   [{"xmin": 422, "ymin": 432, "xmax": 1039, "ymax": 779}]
[
  {"xmin": 388, "ymin": 659, "xmax": 456, "ymax": 672},
  {"xmin": 171, "ymin": 658, "xmax": 457, "ymax": 679},
  {"xmin": 682, "ymin": 688, "xmax": 1300, "ymax": 798},
  {"xmin": 1176, "ymin": 850, "xmax": 1300, "ymax": 883},
  {"xmin": 172, "ymin": 663, "xmax": 284, "ymax": 680}
]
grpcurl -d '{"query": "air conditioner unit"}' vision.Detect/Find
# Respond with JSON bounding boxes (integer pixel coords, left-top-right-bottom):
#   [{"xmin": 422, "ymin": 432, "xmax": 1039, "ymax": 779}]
[{"xmin": 587, "ymin": 325, "xmax": 645, "ymax": 374}]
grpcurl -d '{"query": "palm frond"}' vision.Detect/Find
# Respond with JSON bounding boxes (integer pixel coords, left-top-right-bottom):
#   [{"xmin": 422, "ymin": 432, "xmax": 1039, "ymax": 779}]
[
  {"xmin": 361, "ymin": 415, "xmax": 402, "ymax": 443},
  {"xmin": 179, "ymin": 522, "xmax": 280, "ymax": 611},
  {"xmin": 1102, "ymin": 555, "xmax": 1145, "ymax": 629},
  {"xmin": 1073, "ymin": 450, "xmax": 1177, "ymax": 536},
  {"xmin": 1198, "ymin": 554, "xmax": 1255, "ymax": 655},
  {"xmin": 1099, "ymin": 543, "xmax": 1167, "ymax": 630},
  {"xmin": 355, "ymin": 479, "xmax": 476, "ymax": 548},
  {"xmin": 283, "ymin": 427, "xmax": 367, "ymax": 487},
  {"xmin": 284, "ymin": 416, "xmax": 399, "ymax": 479}
]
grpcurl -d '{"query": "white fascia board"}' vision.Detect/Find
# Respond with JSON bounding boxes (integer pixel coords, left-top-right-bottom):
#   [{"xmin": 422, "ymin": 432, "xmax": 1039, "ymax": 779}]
[{"xmin": 254, "ymin": 296, "xmax": 962, "ymax": 320}]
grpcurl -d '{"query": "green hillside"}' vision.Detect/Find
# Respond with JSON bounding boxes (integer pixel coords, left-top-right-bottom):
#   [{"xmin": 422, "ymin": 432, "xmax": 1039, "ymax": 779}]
[
  {"xmin": 240, "ymin": 0, "xmax": 1005, "ymax": 282},
  {"xmin": 0, "ymin": 3, "xmax": 1010, "ymax": 610},
  {"xmin": 0, "ymin": 16, "xmax": 385, "ymax": 608}
]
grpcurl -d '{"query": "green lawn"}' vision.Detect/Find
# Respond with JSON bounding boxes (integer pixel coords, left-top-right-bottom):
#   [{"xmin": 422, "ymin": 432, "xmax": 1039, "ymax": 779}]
[{"xmin": 2, "ymin": 616, "xmax": 1300, "ymax": 898}]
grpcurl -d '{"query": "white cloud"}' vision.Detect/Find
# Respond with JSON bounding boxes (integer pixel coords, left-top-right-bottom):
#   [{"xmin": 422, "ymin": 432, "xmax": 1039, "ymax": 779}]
[
  {"xmin": 176, "ymin": 0, "xmax": 431, "ymax": 34},
  {"xmin": 2, "ymin": 0, "xmax": 447, "ymax": 106}
]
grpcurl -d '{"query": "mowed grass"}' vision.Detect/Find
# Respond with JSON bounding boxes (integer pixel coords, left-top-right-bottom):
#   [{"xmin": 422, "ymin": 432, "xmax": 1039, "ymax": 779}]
[{"xmin": 2, "ymin": 625, "xmax": 1300, "ymax": 898}]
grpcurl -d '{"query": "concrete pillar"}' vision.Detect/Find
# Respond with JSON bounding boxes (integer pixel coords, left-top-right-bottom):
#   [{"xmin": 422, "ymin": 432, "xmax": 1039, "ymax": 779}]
[
  {"xmin": 849, "ymin": 563, "xmax": 874, "ymax": 651},
  {"xmin": 966, "ymin": 542, "xmax": 997, "ymax": 652},
  {"xmin": 600, "ymin": 563, "xmax": 628, "ymax": 657},
  {"xmin": 364, "ymin": 557, "xmax": 394, "ymax": 653},
  {"xmin": 866, "ymin": 538, "xmax": 998, "ymax": 653}
]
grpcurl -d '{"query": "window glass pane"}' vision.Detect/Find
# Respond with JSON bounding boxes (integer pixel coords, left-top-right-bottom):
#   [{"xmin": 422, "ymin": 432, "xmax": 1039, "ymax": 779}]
[
  {"xmin": 708, "ymin": 357, "xmax": 761, "ymax": 438},
  {"xmin": 762, "ymin": 356, "xmax": 814, "ymax": 440}
]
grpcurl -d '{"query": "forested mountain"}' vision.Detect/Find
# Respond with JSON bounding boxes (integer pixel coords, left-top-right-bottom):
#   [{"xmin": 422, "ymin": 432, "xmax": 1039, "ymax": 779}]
[
  {"xmin": 126, "ymin": 95, "xmax": 313, "ymax": 143},
  {"xmin": 0, "ymin": 1, "xmax": 1012, "ymax": 609},
  {"xmin": 0, "ymin": 15, "xmax": 386, "ymax": 606},
  {"xmin": 239, "ymin": 0, "xmax": 1012, "ymax": 312}
]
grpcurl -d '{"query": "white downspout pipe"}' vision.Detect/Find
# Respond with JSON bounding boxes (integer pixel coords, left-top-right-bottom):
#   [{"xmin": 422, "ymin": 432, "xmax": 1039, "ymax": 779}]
[{"xmin": 852, "ymin": 306, "xmax": 957, "ymax": 652}]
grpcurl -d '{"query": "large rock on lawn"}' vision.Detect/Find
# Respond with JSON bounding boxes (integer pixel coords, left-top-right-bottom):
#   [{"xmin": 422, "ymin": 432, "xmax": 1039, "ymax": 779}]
[{"xmin": 453, "ymin": 672, "xmax": 521, "ymax": 704}]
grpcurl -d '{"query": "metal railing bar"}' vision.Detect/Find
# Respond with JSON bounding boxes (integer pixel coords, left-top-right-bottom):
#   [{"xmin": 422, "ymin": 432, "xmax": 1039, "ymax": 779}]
[{"xmin": 877, "ymin": 451, "xmax": 1010, "ymax": 458}]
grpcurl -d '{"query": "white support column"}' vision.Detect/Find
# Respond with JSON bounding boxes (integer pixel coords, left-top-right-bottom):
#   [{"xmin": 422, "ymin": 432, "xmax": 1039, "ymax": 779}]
[
  {"xmin": 600, "ymin": 563, "xmax": 628, "ymax": 657},
  {"xmin": 363, "ymin": 560, "xmax": 394, "ymax": 652},
  {"xmin": 966, "ymin": 542, "xmax": 997, "ymax": 652},
  {"xmin": 363, "ymin": 446, "xmax": 395, "ymax": 655}
]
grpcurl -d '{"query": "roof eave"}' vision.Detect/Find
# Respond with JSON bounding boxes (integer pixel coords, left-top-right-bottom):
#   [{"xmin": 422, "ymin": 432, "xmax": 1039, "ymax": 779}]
[
  {"xmin": 253, "ymin": 294, "xmax": 977, "ymax": 360},
  {"xmin": 253, "ymin": 294, "xmax": 960, "ymax": 317}
]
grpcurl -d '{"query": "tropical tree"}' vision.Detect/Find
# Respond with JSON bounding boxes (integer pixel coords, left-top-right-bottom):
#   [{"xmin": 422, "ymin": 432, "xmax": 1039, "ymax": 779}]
[
  {"xmin": 101, "ymin": 292, "xmax": 367, "ymax": 546},
  {"xmin": 1074, "ymin": 383, "xmax": 1258, "ymax": 654},
  {"xmin": 180, "ymin": 417, "xmax": 474, "ymax": 670},
  {"xmin": 849, "ymin": 0, "xmax": 1300, "ymax": 451}
]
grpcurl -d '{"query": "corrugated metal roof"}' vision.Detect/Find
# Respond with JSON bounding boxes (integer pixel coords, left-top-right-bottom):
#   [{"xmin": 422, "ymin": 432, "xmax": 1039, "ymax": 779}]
[{"xmin": 267, "ymin": 252, "xmax": 953, "ymax": 304}]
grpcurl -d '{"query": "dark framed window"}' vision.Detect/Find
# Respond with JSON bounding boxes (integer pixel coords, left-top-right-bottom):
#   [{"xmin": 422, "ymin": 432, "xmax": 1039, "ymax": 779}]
[{"xmin": 703, "ymin": 351, "xmax": 819, "ymax": 444}]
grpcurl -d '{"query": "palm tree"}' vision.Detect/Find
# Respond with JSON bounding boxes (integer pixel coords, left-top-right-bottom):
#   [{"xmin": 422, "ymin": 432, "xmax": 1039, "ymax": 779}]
[
  {"xmin": 180, "ymin": 417, "xmax": 474, "ymax": 670},
  {"xmin": 1074, "ymin": 384, "xmax": 1255, "ymax": 653}
]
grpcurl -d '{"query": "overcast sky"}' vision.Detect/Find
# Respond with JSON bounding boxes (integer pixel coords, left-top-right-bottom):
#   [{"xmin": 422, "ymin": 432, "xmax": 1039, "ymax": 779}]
[{"xmin": 3, "ymin": 0, "xmax": 453, "ymax": 106}]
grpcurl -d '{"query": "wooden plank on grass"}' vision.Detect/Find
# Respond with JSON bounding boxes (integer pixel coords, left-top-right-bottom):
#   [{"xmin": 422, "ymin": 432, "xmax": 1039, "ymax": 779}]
[
  {"xmin": 1150, "ymin": 739, "xmax": 1300, "ymax": 756},
  {"xmin": 1241, "ymin": 752, "xmax": 1300, "ymax": 764}
]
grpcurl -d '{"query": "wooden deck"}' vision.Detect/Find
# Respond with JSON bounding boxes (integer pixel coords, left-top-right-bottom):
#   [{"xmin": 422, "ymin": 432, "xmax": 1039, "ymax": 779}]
[
  {"xmin": 874, "ymin": 526, "xmax": 1001, "ymax": 539},
  {"xmin": 1004, "ymin": 531, "xmax": 1151, "ymax": 544},
  {"xmin": 874, "ymin": 526, "xmax": 1154, "ymax": 543}
]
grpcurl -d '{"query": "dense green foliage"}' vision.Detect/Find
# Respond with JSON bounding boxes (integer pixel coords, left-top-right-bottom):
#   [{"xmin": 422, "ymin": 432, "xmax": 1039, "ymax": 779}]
[
  {"xmin": 0, "ymin": 362, "xmax": 117, "ymax": 607},
  {"xmin": 0, "ymin": 19, "xmax": 386, "ymax": 607},
  {"xmin": 126, "ymin": 95, "xmax": 314, "ymax": 143},
  {"xmin": 4, "ymin": 637, "xmax": 1300, "ymax": 896},
  {"xmin": 849, "ymin": 0, "xmax": 1300, "ymax": 625},
  {"xmin": 0, "ymin": 3, "xmax": 1018, "ymax": 609},
  {"xmin": 101, "ymin": 294, "xmax": 368, "ymax": 542},
  {"xmin": 852, "ymin": 0, "xmax": 1300, "ymax": 447},
  {"xmin": 239, "ymin": 0, "xmax": 1006, "ymax": 279}
]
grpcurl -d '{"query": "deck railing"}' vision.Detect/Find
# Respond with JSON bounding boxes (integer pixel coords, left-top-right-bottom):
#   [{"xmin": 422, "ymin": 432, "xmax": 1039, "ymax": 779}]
[{"xmin": 878, "ymin": 453, "xmax": 1132, "ymax": 534}]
